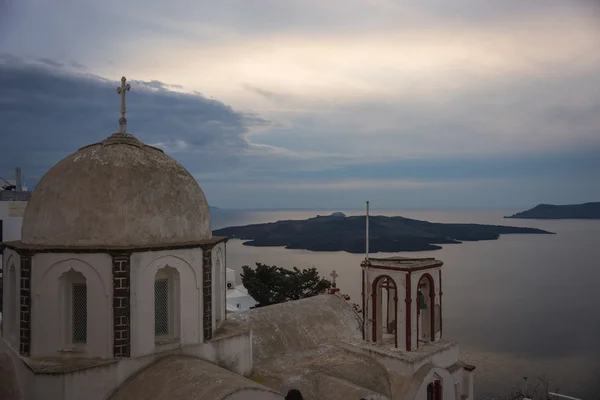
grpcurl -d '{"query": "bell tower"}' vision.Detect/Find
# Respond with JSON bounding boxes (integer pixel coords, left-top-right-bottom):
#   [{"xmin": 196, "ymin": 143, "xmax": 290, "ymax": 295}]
[{"xmin": 361, "ymin": 257, "xmax": 443, "ymax": 351}]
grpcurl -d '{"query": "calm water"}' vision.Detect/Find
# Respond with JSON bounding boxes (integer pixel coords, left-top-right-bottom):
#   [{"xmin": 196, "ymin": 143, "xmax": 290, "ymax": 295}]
[{"xmin": 213, "ymin": 209, "xmax": 600, "ymax": 400}]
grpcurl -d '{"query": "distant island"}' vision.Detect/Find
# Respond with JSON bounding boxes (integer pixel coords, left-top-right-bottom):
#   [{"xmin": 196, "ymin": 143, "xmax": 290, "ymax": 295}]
[
  {"xmin": 213, "ymin": 212, "xmax": 554, "ymax": 253},
  {"xmin": 505, "ymin": 202, "xmax": 600, "ymax": 220}
]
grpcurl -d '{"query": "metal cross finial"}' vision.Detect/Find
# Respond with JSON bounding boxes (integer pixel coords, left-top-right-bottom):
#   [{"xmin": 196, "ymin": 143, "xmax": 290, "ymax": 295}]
[
  {"xmin": 330, "ymin": 270, "xmax": 338, "ymax": 287},
  {"xmin": 116, "ymin": 76, "xmax": 131, "ymax": 134}
]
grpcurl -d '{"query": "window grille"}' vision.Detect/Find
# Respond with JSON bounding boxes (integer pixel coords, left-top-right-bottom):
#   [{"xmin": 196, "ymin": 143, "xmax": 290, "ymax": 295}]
[
  {"xmin": 72, "ymin": 284, "xmax": 87, "ymax": 343},
  {"xmin": 155, "ymin": 279, "xmax": 169, "ymax": 336}
]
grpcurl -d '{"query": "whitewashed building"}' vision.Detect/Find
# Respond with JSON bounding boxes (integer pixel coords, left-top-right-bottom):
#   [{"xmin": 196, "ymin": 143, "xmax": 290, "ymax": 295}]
[
  {"xmin": 0, "ymin": 77, "xmax": 474, "ymax": 400},
  {"xmin": 0, "ymin": 167, "xmax": 30, "ymax": 254},
  {"xmin": 0, "ymin": 169, "xmax": 30, "ymax": 326},
  {"xmin": 226, "ymin": 268, "xmax": 258, "ymax": 312}
]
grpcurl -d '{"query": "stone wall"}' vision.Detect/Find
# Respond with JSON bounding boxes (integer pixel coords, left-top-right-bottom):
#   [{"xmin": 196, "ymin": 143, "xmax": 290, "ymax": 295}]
[
  {"xmin": 202, "ymin": 249, "xmax": 212, "ymax": 340},
  {"xmin": 19, "ymin": 253, "xmax": 31, "ymax": 356},
  {"xmin": 111, "ymin": 252, "xmax": 131, "ymax": 358}
]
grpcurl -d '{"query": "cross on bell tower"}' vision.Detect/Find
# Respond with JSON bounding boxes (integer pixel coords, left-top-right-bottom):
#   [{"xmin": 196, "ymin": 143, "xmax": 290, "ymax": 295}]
[
  {"xmin": 116, "ymin": 76, "xmax": 131, "ymax": 134},
  {"xmin": 330, "ymin": 270, "xmax": 338, "ymax": 288}
]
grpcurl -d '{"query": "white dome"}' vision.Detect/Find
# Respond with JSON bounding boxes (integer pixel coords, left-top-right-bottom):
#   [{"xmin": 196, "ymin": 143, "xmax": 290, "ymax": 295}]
[{"xmin": 21, "ymin": 133, "xmax": 211, "ymax": 248}]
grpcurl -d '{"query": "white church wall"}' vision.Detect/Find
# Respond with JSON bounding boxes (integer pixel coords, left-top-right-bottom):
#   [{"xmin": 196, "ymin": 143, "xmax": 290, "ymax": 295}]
[
  {"xmin": 463, "ymin": 369, "xmax": 475, "ymax": 400},
  {"xmin": 212, "ymin": 243, "xmax": 226, "ymax": 328},
  {"xmin": 228, "ymin": 288, "xmax": 258, "ymax": 311},
  {"xmin": 449, "ymin": 367, "xmax": 465, "ymax": 400},
  {"xmin": 344, "ymin": 345, "xmax": 414, "ymax": 375},
  {"xmin": 29, "ymin": 333, "xmax": 254, "ymax": 400},
  {"xmin": 182, "ymin": 330, "xmax": 254, "ymax": 376},
  {"xmin": 30, "ymin": 253, "xmax": 113, "ymax": 358},
  {"xmin": 130, "ymin": 248, "xmax": 203, "ymax": 357},
  {"xmin": 1, "ymin": 249, "xmax": 20, "ymax": 349},
  {"xmin": 412, "ymin": 344, "xmax": 460, "ymax": 373},
  {"xmin": 0, "ymin": 336, "xmax": 33, "ymax": 399},
  {"xmin": 412, "ymin": 366, "xmax": 456, "ymax": 400},
  {"xmin": 60, "ymin": 353, "xmax": 168, "ymax": 400},
  {"xmin": 363, "ymin": 268, "xmax": 407, "ymax": 346},
  {"xmin": 33, "ymin": 374, "xmax": 65, "ymax": 400},
  {"xmin": 0, "ymin": 201, "xmax": 26, "ymax": 242},
  {"xmin": 342, "ymin": 341, "xmax": 460, "ymax": 378},
  {"xmin": 0, "ymin": 201, "xmax": 26, "ymax": 279}
]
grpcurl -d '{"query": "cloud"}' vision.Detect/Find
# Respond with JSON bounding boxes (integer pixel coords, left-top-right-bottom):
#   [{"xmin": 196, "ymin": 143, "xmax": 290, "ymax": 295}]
[
  {"xmin": 0, "ymin": 55, "xmax": 374, "ymax": 191},
  {"xmin": 1, "ymin": 1, "xmax": 600, "ymax": 208},
  {"xmin": 242, "ymin": 84, "xmax": 283, "ymax": 101},
  {"xmin": 0, "ymin": 55, "xmax": 277, "ymax": 185},
  {"xmin": 248, "ymin": 179, "xmax": 498, "ymax": 191}
]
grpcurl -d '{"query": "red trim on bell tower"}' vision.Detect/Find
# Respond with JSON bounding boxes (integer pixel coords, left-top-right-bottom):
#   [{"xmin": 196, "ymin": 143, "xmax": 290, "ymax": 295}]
[
  {"xmin": 439, "ymin": 269, "xmax": 443, "ymax": 338},
  {"xmin": 362, "ymin": 268, "xmax": 366, "ymax": 340},
  {"xmin": 405, "ymin": 272, "xmax": 412, "ymax": 351}
]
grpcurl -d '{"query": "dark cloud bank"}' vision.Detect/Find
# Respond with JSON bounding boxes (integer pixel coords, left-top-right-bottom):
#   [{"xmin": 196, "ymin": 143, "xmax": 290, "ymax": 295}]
[{"xmin": 0, "ymin": 55, "xmax": 268, "ymax": 186}]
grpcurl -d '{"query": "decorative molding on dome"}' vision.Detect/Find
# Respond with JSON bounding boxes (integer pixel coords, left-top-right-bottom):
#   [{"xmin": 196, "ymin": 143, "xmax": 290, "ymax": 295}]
[
  {"xmin": 77, "ymin": 133, "xmax": 165, "ymax": 153},
  {"xmin": 2, "ymin": 236, "xmax": 228, "ymax": 255},
  {"xmin": 101, "ymin": 132, "xmax": 144, "ymax": 148}
]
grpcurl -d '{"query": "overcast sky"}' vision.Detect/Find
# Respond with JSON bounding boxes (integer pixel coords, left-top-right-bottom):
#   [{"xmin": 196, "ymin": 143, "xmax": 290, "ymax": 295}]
[{"xmin": 1, "ymin": 0, "xmax": 599, "ymax": 209}]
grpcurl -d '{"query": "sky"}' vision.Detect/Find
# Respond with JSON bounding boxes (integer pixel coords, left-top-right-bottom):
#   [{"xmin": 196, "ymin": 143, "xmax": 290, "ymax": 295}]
[{"xmin": 0, "ymin": 0, "xmax": 599, "ymax": 209}]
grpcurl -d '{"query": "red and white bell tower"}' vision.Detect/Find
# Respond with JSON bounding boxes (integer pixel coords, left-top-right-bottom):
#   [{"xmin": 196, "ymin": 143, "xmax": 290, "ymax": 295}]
[
  {"xmin": 360, "ymin": 201, "xmax": 444, "ymax": 351},
  {"xmin": 361, "ymin": 257, "xmax": 443, "ymax": 351}
]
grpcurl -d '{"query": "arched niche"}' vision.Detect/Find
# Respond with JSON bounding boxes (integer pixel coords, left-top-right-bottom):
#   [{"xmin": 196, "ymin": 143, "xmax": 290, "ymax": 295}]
[
  {"xmin": 417, "ymin": 273, "xmax": 436, "ymax": 345},
  {"xmin": 153, "ymin": 265, "xmax": 180, "ymax": 341},
  {"xmin": 409, "ymin": 365, "xmax": 456, "ymax": 400},
  {"xmin": 371, "ymin": 274, "xmax": 399, "ymax": 348},
  {"xmin": 58, "ymin": 269, "xmax": 87, "ymax": 348},
  {"xmin": 33, "ymin": 257, "xmax": 110, "ymax": 358},
  {"xmin": 134, "ymin": 253, "xmax": 200, "ymax": 356}
]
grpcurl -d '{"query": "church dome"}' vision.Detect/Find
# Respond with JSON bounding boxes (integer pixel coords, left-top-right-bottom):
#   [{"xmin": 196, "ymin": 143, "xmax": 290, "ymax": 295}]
[{"xmin": 21, "ymin": 132, "xmax": 211, "ymax": 248}]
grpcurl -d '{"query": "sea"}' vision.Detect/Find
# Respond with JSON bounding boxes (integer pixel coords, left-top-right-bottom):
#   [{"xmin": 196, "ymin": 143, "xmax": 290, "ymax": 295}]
[{"xmin": 212, "ymin": 208, "xmax": 600, "ymax": 400}]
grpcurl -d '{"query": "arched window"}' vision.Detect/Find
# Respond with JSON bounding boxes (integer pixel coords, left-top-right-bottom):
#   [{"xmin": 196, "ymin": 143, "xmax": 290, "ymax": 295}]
[
  {"xmin": 427, "ymin": 379, "xmax": 443, "ymax": 400},
  {"xmin": 154, "ymin": 266, "xmax": 180, "ymax": 341},
  {"xmin": 59, "ymin": 269, "xmax": 87, "ymax": 347},
  {"xmin": 417, "ymin": 274, "xmax": 435, "ymax": 345},
  {"xmin": 371, "ymin": 275, "xmax": 398, "ymax": 347}
]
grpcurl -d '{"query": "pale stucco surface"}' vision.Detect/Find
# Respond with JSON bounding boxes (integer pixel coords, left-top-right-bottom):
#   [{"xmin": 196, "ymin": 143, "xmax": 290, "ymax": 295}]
[
  {"xmin": 30, "ymin": 253, "xmax": 113, "ymax": 358},
  {"xmin": 252, "ymin": 344, "xmax": 393, "ymax": 399},
  {"xmin": 21, "ymin": 132, "xmax": 211, "ymax": 247},
  {"xmin": 219, "ymin": 295, "xmax": 396, "ymax": 400},
  {"xmin": 130, "ymin": 248, "xmax": 207, "ymax": 356},
  {"xmin": 0, "ymin": 353, "xmax": 24, "ymax": 399},
  {"xmin": 218, "ymin": 294, "xmax": 363, "ymax": 362},
  {"xmin": 108, "ymin": 355, "xmax": 283, "ymax": 400}
]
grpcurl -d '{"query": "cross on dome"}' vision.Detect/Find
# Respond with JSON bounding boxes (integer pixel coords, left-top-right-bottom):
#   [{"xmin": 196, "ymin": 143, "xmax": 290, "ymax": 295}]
[
  {"xmin": 116, "ymin": 76, "xmax": 131, "ymax": 134},
  {"xmin": 330, "ymin": 270, "xmax": 338, "ymax": 288}
]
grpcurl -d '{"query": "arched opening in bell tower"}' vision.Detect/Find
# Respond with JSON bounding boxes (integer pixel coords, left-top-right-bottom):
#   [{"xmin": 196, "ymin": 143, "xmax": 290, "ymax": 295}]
[
  {"xmin": 417, "ymin": 273, "xmax": 435, "ymax": 346},
  {"xmin": 371, "ymin": 275, "xmax": 398, "ymax": 347}
]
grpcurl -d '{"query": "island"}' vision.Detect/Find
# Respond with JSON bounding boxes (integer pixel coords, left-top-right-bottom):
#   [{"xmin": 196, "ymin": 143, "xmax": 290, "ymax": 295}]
[
  {"xmin": 213, "ymin": 213, "xmax": 554, "ymax": 253},
  {"xmin": 505, "ymin": 202, "xmax": 600, "ymax": 220}
]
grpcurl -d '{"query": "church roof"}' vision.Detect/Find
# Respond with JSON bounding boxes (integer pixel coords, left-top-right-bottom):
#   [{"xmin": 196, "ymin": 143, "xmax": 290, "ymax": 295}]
[
  {"xmin": 20, "ymin": 132, "xmax": 211, "ymax": 248},
  {"xmin": 252, "ymin": 343, "xmax": 393, "ymax": 400},
  {"xmin": 108, "ymin": 356, "xmax": 282, "ymax": 400},
  {"xmin": 217, "ymin": 294, "xmax": 362, "ymax": 362},
  {"xmin": 217, "ymin": 295, "xmax": 394, "ymax": 399}
]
